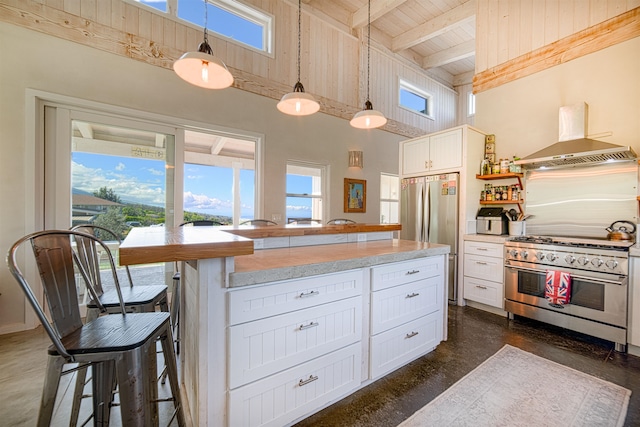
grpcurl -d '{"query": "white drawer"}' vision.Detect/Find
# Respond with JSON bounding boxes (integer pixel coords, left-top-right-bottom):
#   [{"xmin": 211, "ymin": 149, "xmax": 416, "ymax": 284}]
[
  {"xmin": 369, "ymin": 311, "xmax": 443, "ymax": 379},
  {"xmin": 229, "ymin": 297, "xmax": 362, "ymax": 389},
  {"xmin": 370, "ymin": 275, "xmax": 441, "ymax": 335},
  {"xmin": 464, "ymin": 241, "xmax": 503, "ymax": 259},
  {"xmin": 371, "ymin": 257, "xmax": 443, "ymax": 291},
  {"xmin": 463, "ymin": 253, "xmax": 504, "ymax": 282},
  {"xmin": 228, "ymin": 343, "xmax": 362, "ymax": 427},
  {"xmin": 463, "ymin": 276, "xmax": 504, "ymax": 308},
  {"xmin": 228, "ymin": 270, "xmax": 362, "ymax": 325}
]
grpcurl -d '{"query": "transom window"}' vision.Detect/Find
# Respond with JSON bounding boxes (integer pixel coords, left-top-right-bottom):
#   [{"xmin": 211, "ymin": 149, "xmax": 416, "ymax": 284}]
[
  {"xmin": 134, "ymin": 0, "xmax": 273, "ymax": 53},
  {"xmin": 399, "ymin": 79, "xmax": 433, "ymax": 119}
]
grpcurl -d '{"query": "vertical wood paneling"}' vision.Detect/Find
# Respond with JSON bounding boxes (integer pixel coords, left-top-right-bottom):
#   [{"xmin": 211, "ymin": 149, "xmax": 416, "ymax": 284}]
[
  {"xmin": 96, "ymin": 0, "xmax": 111, "ymax": 27},
  {"xmin": 477, "ymin": 0, "xmax": 640, "ymax": 73},
  {"xmin": 80, "ymin": 0, "xmax": 96, "ymax": 22}
]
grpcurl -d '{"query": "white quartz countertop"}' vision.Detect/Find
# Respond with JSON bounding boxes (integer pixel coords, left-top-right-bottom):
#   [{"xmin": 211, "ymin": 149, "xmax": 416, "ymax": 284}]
[
  {"xmin": 463, "ymin": 234, "xmax": 510, "ymax": 244},
  {"xmin": 230, "ymin": 239, "xmax": 450, "ymax": 287}
]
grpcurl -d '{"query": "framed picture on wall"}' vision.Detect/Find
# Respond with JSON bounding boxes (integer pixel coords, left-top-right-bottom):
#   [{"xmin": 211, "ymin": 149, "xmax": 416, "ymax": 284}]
[{"xmin": 344, "ymin": 178, "xmax": 366, "ymax": 213}]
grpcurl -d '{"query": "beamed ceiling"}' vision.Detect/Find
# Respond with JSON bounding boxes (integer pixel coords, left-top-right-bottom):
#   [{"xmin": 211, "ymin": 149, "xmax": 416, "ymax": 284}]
[{"xmin": 303, "ymin": 0, "xmax": 476, "ymax": 83}]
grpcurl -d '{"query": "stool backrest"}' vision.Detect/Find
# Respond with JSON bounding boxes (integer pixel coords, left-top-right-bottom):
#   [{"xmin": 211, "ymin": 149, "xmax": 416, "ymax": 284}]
[
  {"xmin": 7, "ymin": 230, "xmax": 125, "ymax": 360},
  {"xmin": 180, "ymin": 220, "xmax": 223, "ymax": 226},
  {"xmin": 71, "ymin": 224, "xmax": 134, "ymax": 292}
]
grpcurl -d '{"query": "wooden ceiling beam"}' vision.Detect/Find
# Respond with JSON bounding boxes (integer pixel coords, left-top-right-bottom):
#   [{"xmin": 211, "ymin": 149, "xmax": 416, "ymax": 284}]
[
  {"xmin": 351, "ymin": 0, "xmax": 408, "ymax": 29},
  {"xmin": 422, "ymin": 39, "xmax": 475, "ymax": 69},
  {"xmin": 392, "ymin": 0, "xmax": 475, "ymax": 52}
]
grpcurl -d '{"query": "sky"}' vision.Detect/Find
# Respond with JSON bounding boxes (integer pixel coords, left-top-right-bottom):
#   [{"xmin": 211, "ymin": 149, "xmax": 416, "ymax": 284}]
[{"xmin": 72, "ymin": 152, "xmax": 312, "ymax": 220}]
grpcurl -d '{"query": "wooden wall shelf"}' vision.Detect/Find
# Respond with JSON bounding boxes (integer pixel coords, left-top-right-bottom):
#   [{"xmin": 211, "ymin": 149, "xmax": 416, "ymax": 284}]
[{"xmin": 476, "ymin": 173, "xmax": 523, "ymax": 180}]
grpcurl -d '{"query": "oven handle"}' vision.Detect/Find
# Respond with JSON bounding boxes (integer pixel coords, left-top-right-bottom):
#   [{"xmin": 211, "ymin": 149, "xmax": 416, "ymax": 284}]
[{"xmin": 505, "ymin": 265, "xmax": 626, "ymax": 286}]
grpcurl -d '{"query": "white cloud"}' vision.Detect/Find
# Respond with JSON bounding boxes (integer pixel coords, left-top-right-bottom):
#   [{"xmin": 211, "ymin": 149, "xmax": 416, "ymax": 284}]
[
  {"xmin": 184, "ymin": 191, "xmax": 232, "ymax": 211},
  {"xmin": 115, "ymin": 162, "xmax": 125, "ymax": 171},
  {"xmin": 72, "ymin": 161, "xmax": 165, "ymax": 205},
  {"xmin": 148, "ymin": 168, "xmax": 164, "ymax": 176},
  {"xmin": 286, "ymin": 205, "xmax": 311, "ymax": 212}
]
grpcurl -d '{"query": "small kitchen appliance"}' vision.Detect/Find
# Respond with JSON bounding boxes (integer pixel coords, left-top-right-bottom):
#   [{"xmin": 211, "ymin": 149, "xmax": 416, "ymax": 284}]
[{"xmin": 476, "ymin": 207, "xmax": 508, "ymax": 235}]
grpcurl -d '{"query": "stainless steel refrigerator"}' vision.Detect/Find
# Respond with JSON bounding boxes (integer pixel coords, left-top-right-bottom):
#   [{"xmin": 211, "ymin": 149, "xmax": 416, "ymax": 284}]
[{"xmin": 400, "ymin": 173, "xmax": 459, "ymax": 302}]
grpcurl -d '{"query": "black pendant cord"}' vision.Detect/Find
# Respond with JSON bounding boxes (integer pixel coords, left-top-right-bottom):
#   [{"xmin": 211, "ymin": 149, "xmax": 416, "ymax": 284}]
[
  {"xmin": 297, "ymin": 0, "xmax": 302, "ymax": 84},
  {"xmin": 366, "ymin": 0, "xmax": 371, "ymax": 104},
  {"xmin": 199, "ymin": 0, "xmax": 213, "ymax": 54}
]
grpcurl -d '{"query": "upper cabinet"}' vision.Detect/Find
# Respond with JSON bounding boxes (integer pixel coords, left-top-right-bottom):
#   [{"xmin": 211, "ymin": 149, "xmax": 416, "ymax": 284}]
[{"xmin": 401, "ymin": 128, "xmax": 463, "ymax": 176}]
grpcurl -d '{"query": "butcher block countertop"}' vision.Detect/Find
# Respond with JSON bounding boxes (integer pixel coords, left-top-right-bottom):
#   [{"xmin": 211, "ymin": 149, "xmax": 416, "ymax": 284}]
[
  {"xmin": 119, "ymin": 223, "xmax": 402, "ymax": 266},
  {"xmin": 230, "ymin": 239, "xmax": 450, "ymax": 287}
]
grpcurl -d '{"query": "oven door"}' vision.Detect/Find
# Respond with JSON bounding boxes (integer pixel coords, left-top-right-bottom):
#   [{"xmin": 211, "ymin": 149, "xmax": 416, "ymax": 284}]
[{"xmin": 504, "ymin": 260, "xmax": 628, "ymax": 328}]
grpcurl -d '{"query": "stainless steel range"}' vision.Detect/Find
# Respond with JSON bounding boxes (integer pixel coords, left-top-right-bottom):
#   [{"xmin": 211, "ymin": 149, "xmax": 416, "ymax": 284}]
[{"xmin": 504, "ymin": 235, "xmax": 632, "ymax": 351}]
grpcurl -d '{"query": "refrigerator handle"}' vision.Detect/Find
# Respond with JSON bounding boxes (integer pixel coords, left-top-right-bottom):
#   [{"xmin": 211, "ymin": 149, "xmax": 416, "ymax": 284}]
[
  {"xmin": 415, "ymin": 182, "xmax": 423, "ymax": 241},
  {"xmin": 426, "ymin": 181, "xmax": 432, "ymax": 241}
]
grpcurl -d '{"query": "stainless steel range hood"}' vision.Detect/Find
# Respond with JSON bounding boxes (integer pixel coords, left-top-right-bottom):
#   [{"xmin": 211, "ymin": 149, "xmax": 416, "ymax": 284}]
[{"xmin": 515, "ymin": 103, "xmax": 636, "ymax": 169}]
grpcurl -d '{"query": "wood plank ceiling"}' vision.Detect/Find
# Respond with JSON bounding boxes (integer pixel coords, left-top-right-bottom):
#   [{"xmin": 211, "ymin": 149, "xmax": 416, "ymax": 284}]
[{"xmin": 303, "ymin": 0, "xmax": 476, "ymax": 83}]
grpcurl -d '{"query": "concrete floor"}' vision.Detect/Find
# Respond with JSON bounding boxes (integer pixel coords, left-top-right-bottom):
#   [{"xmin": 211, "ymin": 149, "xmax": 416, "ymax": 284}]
[
  {"xmin": 295, "ymin": 305, "xmax": 640, "ymax": 427},
  {"xmin": 1, "ymin": 305, "xmax": 639, "ymax": 426}
]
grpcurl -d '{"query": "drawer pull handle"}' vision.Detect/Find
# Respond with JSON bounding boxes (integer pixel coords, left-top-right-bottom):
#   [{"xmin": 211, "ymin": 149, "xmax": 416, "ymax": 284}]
[
  {"xmin": 406, "ymin": 292, "xmax": 420, "ymax": 298},
  {"xmin": 298, "ymin": 322, "xmax": 319, "ymax": 331},
  {"xmin": 299, "ymin": 290, "xmax": 319, "ymax": 298},
  {"xmin": 476, "ymin": 285, "xmax": 488, "ymax": 290},
  {"xmin": 298, "ymin": 375, "xmax": 318, "ymax": 387},
  {"xmin": 476, "ymin": 248, "xmax": 489, "ymax": 251},
  {"xmin": 475, "ymin": 261, "xmax": 488, "ymax": 265},
  {"xmin": 406, "ymin": 270, "xmax": 420, "ymax": 275},
  {"xmin": 405, "ymin": 331, "xmax": 419, "ymax": 339}
]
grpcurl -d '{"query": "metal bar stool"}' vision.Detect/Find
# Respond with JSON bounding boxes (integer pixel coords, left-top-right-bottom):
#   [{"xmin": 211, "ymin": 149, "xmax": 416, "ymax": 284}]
[
  {"xmin": 70, "ymin": 224, "xmax": 171, "ymax": 422},
  {"xmin": 7, "ymin": 230, "xmax": 185, "ymax": 426}
]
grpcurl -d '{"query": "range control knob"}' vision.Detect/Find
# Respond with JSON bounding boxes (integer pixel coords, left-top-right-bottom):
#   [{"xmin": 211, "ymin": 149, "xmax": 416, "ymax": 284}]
[
  {"xmin": 605, "ymin": 259, "xmax": 619, "ymax": 269},
  {"xmin": 538, "ymin": 253, "xmax": 546, "ymax": 260},
  {"xmin": 521, "ymin": 250, "xmax": 529, "ymax": 259},
  {"xmin": 547, "ymin": 253, "xmax": 557, "ymax": 262},
  {"xmin": 565, "ymin": 255, "xmax": 576, "ymax": 264},
  {"xmin": 591, "ymin": 258, "xmax": 603, "ymax": 267},
  {"xmin": 577, "ymin": 256, "xmax": 589, "ymax": 266},
  {"xmin": 509, "ymin": 249, "xmax": 519, "ymax": 257}
]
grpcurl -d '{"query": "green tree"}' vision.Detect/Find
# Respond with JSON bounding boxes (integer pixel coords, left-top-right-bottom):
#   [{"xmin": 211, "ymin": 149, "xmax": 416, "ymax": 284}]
[
  {"xmin": 94, "ymin": 207, "xmax": 127, "ymax": 240},
  {"xmin": 93, "ymin": 187, "xmax": 121, "ymax": 203}
]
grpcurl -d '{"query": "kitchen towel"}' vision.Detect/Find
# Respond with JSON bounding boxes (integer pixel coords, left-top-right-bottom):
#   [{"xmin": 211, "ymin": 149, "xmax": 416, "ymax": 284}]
[{"xmin": 545, "ymin": 270, "xmax": 572, "ymax": 305}]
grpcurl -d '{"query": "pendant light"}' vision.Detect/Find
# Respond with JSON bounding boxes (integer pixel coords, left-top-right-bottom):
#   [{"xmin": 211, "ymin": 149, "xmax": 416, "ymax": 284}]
[
  {"xmin": 350, "ymin": 0, "xmax": 387, "ymax": 129},
  {"xmin": 277, "ymin": 0, "xmax": 320, "ymax": 116},
  {"xmin": 173, "ymin": 0, "xmax": 234, "ymax": 89}
]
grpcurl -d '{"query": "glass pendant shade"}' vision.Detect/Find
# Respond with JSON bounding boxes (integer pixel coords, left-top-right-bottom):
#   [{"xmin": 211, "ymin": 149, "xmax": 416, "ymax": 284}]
[
  {"xmin": 174, "ymin": 40, "xmax": 234, "ymax": 89},
  {"xmin": 350, "ymin": 101, "xmax": 387, "ymax": 129},
  {"xmin": 277, "ymin": 82, "xmax": 320, "ymax": 116}
]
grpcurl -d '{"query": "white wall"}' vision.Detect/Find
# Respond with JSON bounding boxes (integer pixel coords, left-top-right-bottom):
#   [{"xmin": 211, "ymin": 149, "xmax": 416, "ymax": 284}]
[
  {"xmin": 0, "ymin": 22, "xmax": 405, "ymax": 332},
  {"xmin": 475, "ymin": 37, "xmax": 640, "ymax": 162}
]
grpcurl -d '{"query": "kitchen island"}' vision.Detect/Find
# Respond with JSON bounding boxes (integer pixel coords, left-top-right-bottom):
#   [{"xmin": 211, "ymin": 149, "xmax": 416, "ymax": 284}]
[{"xmin": 120, "ymin": 224, "xmax": 449, "ymax": 426}]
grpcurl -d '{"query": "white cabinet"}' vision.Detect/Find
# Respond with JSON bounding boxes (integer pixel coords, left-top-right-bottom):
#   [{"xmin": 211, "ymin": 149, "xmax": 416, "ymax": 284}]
[
  {"xmin": 369, "ymin": 257, "xmax": 444, "ymax": 379},
  {"xmin": 227, "ymin": 270, "xmax": 363, "ymax": 427},
  {"xmin": 463, "ymin": 240, "xmax": 505, "ymax": 309},
  {"xmin": 401, "ymin": 128, "xmax": 463, "ymax": 176}
]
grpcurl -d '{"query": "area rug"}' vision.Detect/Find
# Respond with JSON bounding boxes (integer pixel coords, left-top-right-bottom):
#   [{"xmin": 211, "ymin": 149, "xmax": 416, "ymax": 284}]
[{"xmin": 399, "ymin": 345, "xmax": 630, "ymax": 427}]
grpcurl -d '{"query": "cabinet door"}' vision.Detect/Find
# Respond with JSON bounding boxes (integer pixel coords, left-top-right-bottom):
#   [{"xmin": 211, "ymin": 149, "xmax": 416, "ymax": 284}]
[
  {"xmin": 370, "ymin": 275, "xmax": 441, "ymax": 335},
  {"xmin": 463, "ymin": 276, "xmax": 504, "ymax": 308},
  {"xmin": 228, "ymin": 343, "xmax": 361, "ymax": 427},
  {"xmin": 370, "ymin": 311, "xmax": 443, "ymax": 379},
  {"xmin": 463, "ymin": 253, "xmax": 504, "ymax": 282},
  {"xmin": 229, "ymin": 297, "xmax": 362, "ymax": 388},
  {"xmin": 402, "ymin": 137, "xmax": 430, "ymax": 175},
  {"xmin": 629, "ymin": 257, "xmax": 640, "ymax": 346},
  {"xmin": 429, "ymin": 128, "xmax": 462, "ymax": 172}
]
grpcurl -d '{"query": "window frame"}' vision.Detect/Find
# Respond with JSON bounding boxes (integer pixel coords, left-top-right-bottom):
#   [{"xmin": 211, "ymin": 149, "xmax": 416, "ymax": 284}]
[
  {"xmin": 467, "ymin": 91, "xmax": 476, "ymax": 117},
  {"xmin": 126, "ymin": 0, "xmax": 274, "ymax": 57},
  {"xmin": 379, "ymin": 173, "xmax": 399, "ymax": 224},
  {"xmin": 285, "ymin": 161, "xmax": 328, "ymax": 223},
  {"xmin": 398, "ymin": 78, "xmax": 434, "ymax": 120}
]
